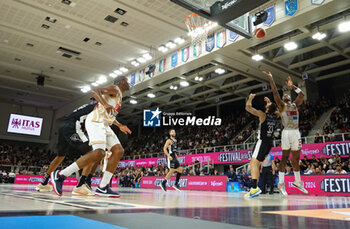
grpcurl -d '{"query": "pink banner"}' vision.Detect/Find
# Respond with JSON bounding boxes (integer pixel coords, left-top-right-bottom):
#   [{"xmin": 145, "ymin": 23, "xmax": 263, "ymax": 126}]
[
  {"xmin": 14, "ymin": 175, "xmax": 118, "ymax": 186},
  {"xmin": 140, "ymin": 176, "xmax": 227, "ymax": 191},
  {"xmin": 284, "ymin": 174, "xmax": 350, "ymax": 196},
  {"xmin": 119, "ymin": 141, "xmax": 350, "ymax": 168}
]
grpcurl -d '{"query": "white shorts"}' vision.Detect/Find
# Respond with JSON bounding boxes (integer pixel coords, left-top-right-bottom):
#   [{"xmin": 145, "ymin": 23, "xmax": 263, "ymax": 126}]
[
  {"xmin": 85, "ymin": 113, "xmax": 120, "ymax": 150},
  {"xmin": 281, "ymin": 129, "xmax": 302, "ymax": 151}
]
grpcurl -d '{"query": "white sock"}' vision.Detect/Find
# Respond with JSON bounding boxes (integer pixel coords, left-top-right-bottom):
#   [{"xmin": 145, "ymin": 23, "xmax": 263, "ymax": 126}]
[
  {"xmin": 100, "ymin": 171, "xmax": 113, "ymax": 188},
  {"xmin": 294, "ymin": 171, "xmax": 301, "ymax": 183},
  {"xmin": 279, "ymin": 172, "xmax": 285, "ymax": 184},
  {"xmin": 59, "ymin": 162, "xmax": 79, "ymax": 177}
]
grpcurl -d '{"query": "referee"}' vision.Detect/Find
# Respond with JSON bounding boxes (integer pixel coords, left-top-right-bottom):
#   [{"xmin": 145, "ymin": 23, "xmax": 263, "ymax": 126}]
[{"xmin": 259, "ymin": 153, "xmax": 276, "ymax": 194}]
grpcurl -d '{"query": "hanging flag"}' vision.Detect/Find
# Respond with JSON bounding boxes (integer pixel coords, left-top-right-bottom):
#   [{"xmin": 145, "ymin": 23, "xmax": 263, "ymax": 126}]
[
  {"xmin": 171, "ymin": 52, "xmax": 178, "ymax": 68},
  {"xmin": 228, "ymin": 31, "xmax": 238, "ymax": 42},
  {"xmin": 182, "ymin": 46, "xmax": 190, "ymax": 62},
  {"xmin": 147, "ymin": 71, "xmax": 154, "ymax": 78},
  {"xmin": 216, "ymin": 29, "xmax": 226, "ymax": 48},
  {"xmin": 285, "ymin": 0, "xmax": 298, "ymax": 17},
  {"xmin": 138, "ymin": 69, "xmax": 145, "ymax": 82},
  {"xmin": 159, "ymin": 58, "xmax": 166, "ymax": 73},
  {"xmin": 205, "ymin": 34, "xmax": 215, "ymax": 52},
  {"xmin": 193, "ymin": 42, "xmax": 202, "ymax": 57},
  {"xmin": 130, "ymin": 73, "xmax": 135, "ymax": 86},
  {"xmin": 264, "ymin": 5, "xmax": 275, "ymax": 26},
  {"xmin": 311, "ymin": 0, "xmax": 325, "ymax": 5}
]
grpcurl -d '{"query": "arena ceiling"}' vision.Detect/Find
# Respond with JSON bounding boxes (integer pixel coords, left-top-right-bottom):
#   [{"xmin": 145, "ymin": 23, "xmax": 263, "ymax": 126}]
[{"xmin": 0, "ymin": 0, "xmax": 349, "ymax": 125}]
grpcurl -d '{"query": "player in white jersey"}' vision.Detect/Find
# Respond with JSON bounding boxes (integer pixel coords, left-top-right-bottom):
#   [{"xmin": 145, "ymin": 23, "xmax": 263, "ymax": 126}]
[
  {"xmin": 263, "ymin": 71, "xmax": 308, "ymax": 196},
  {"xmin": 51, "ymin": 76, "xmax": 131, "ymax": 197}
]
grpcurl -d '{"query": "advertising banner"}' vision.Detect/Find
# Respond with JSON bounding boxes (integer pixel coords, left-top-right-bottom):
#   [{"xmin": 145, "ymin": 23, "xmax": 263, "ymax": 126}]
[
  {"xmin": 284, "ymin": 174, "xmax": 350, "ymax": 196},
  {"xmin": 7, "ymin": 114, "xmax": 43, "ymax": 136},
  {"xmin": 118, "ymin": 141, "xmax": 350, "ymax": 168},
  {"xmin": 140, "ymin": 176, "xmax": 227, "ymax": 191}
]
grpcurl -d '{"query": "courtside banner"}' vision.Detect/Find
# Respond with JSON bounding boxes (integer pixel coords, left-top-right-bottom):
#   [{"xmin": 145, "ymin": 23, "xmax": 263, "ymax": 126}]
[
  {"xmin": 118, "ymin": 141, "xmax": 350, "ymax": 168},
  {"xmin": 14, "ymin": 175, "xmax": 118, "ymax": 187},
  {"xmin": 284, "ymin": 175, "xmax": 350, "ymax": 196},
  {"xmin": 140, "ymin": 176, "xmax": 227, "ymax": 191}
]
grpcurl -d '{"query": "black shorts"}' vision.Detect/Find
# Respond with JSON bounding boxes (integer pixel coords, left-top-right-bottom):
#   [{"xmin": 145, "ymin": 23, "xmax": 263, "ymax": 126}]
[
  {"xmin": 167, "ymin": 156, "xmax": 180, "ymax": 169},
  {"xmin": 56, "ymin": 121, "xmax": 92, "ymax": 157},
  {"xmin": 252, "ymin": 139, "xmax": 273, "ymax": 162}
]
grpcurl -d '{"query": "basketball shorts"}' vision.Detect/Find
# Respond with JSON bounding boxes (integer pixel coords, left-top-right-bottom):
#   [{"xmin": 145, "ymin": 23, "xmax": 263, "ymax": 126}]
[
  {"xmin": 167, "ymin": 156, "xmax": 180, "ymax": 169},
  {"xmin": 56, "ymin": 121, "xmax": 92, "ymax": 157},
  {"xmin": 85, "ymin": 113, "xmax": 121, "ymax": 150},
  {"xmin": 281, "ymin": 129, "xmax": 302, "ymax": 151},
  {"xmin": 252, "ymin": 139, "xmax": 273, "ymax": 162}
]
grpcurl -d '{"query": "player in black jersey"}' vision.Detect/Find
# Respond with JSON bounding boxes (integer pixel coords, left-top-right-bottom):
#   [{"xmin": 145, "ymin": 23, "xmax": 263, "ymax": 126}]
[
  {"xmin": 245, "ymin": 94, "xmax": 278, "ymax": 198},
  {"xmin": 160, "ymin": 129, "xmax": 183, "ymax": 192},
  {"xmin": 36, "ymin": 99, "xmax": 98, "ymax": 195}
]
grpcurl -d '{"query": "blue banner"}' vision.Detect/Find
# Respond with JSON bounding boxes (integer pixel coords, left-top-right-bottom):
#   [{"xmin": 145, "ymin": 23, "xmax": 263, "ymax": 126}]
[
  {"xmin": 171, "ymin": 52, "xmax": 178, "ymax": 68},
  {"xmin": 130, "ymin": 73, "xmax": 135, "ymax": 86},
  {"xmin": 264, "ymin": 5, "xmax": 275, "ymax": 26},
  {"xmin": 285, "ymin": 0, "xmax": 298, "ymax": 17},
  {"xmin": 205, "ymin": 34, "xmax": 215, "ymax": 52},
  {"xmin": 228, "ymin": 31, "xmax": 238, "ymax": 42}
]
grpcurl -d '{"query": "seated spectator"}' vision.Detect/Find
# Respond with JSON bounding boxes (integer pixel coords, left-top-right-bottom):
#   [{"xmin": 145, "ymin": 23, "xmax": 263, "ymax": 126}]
[
  {"xmin": 326, "ymin": 165, "xmax": 335, "ymax": 174},
  {"xmin": 226, "ymin": 166, "xmax": 237, "ymax": 182},
  {"xmin": 334, "ymin": 165, "xmax": 347, "ymax": 174},
  {"xmin": 314, "ymin": 133, "xmax": 323, "ymax": 143},
  {"xmin": 213, "ymin": 169, "xmax": 219, "ymax": 176},
  {"xmin": 315, "ymin": 168, "xmax": 323, "ymax": 175}
]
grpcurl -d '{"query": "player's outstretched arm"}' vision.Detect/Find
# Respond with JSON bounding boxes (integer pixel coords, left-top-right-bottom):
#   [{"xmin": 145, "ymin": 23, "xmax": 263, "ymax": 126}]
[
  {"xmin": 286, "ymin": 76, "xmax": 304, "ymax": 107},
  {"xmin": 262, "ymin": 71, "xmax": 284, "ymax": 110},
  {"xmin": 113, "ymin": 120, "xmax": 132, "ymax": 134},
  {"xmin": 245, "ymin": 94, "xmax": 266, "ymax": 123}
]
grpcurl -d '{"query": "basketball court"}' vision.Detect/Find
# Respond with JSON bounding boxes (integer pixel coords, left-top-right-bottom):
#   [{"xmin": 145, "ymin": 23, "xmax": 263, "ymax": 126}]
[{"xmin": 1, "ymin": 0, "xmax": 350, "ymax": 228}]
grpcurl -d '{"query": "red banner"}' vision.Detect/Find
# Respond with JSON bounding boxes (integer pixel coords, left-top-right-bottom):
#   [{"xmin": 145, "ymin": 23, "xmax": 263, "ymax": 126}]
[
  {"xmin": 284, "ymin": 174, "xmax": 350, "ymax": 196},
  {"xmin": 14, "ymin": 175, "xmax": 118, "ymax": 187},
  {"xmin": 140, "ymin": 176, "xmax": 227, "ymax": 191},
  {"xmin": 118, "ymin": 141, "xmax": 350, "ymax": 168}
]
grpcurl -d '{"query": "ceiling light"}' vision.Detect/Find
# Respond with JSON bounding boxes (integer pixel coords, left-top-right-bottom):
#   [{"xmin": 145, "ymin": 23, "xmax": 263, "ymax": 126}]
[
  {"xmin": 97, "ymin": 75, "xmax": 107, "ymax": 84},
  {"xmin": 195, "ymin": 76, "xmax": 199, "ymax": 81},
  {"xmin": 131, "ymin": 60, "xmax": 139, "ymax": 66},
  {"xmin": 199, "ymin": 77, "xmax": 204, "ymax": 81},
  {"xmin": 173, "ymin": 86, "xmax": 178, "ymax": 90},
  {"xmin": 130, "ymin": 99, "xmax": 137, "ymax": 104},
  {"xmin": 120, "ymin": 67, "xmax": 128, "ymax": 73},
  {"xmin": 81, "ymin": 85, "xmax": 91, "ymax": 93},
  {"xmin": 91, "ymin": 82, "xmax": 99, "ymax": 87},
  {"xmin": 158, "ymin": 45, "xmax": 168, "ymax": 53},
  {"xmin": 284, "ymin": 41, "xmax": 297, "ymax": 51},
  {"xmin": 174, "ymin": 37, "xmax": 185, "ymax": 44},
  {"xmin": 3, "ymin": 39, "xmax": 8, "ymax": 43},
  {"xmin": 109, "ymin": 73, "xmax": 117, "ymax": 78},
  {"xmin": 338, "ymin": 21, "xmax": 350, "ymax": 32},
  {"xmin": 252, "ymin": 54, "xmax": 264, "ymax": 61},
  {"xmin": 180, "ymin": 81, "xmax": 189, "ymax": 87},
  {"xmin": 114, "ymin": 70, "xmax": 122, "ymax": 75},
  {"xmin": 137, "ymin": 57, "xmax": 146, "ymax": 63},
  {"xmin": 165, "ymin": 41, "xmax": 176, "ymax": 49},
  {"xmin": 147, "ymin": 93, "xmax": 156, "ymax": 98},
  {"xmin": 143, "ymin": 53, "xmax": 152, "ymax": 60},
  {"xmin": 215, "ymin": 68, "xmax": 225, "ymax": 74},
  {"xmin": 312, "ymin": 32, "xmax": 327, "ymax": 40},
  {"xmin": 170, "ymin": 85, "xmax": 174, "ymax": 90}
]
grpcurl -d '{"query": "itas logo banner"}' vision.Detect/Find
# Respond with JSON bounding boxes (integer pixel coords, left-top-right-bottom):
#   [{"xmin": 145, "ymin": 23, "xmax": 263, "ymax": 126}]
[
  {"xmin": 7, "ymin": 114, "xmax": 43, "ymax": 136},
  {"xmin": 143, "ymin": 108, "xmax": 162, "ymax": 127}
]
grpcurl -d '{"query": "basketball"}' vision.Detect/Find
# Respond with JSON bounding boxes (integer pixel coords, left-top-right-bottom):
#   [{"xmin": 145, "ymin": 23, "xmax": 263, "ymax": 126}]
[{"xmin": 254, "ymin": 28, "xmax": 266, "ymax": 39}]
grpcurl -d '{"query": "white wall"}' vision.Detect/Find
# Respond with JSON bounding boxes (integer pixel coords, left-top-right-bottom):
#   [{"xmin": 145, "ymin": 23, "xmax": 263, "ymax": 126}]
[{"xmin": 0, "ymin": 101, "xmax": 54, "ymax": 144}]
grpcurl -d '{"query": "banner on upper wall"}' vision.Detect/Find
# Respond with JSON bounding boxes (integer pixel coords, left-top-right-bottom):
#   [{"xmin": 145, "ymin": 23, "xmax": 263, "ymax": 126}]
[
  {"xmin": 182, "ymin": 46, "xmax": 190, "ymax": 62},
  {"xmin": 285, "ymin": 0, "xmax": 298, "ymax": 16},
  {"xmin": 130, "ymin": 73, "xmax": 135, "ymax": 86},
  {"xmin": 159, "ymin": 58, "xmax": 166, "ymax": 73},
  {"xmin": 216, "ymin": 29, "xmax": 226, "ymax": 48},
  {"xmin": 118, "ymin": 141, "xmax": 350, "ymax": 168},
  {"xmin": 284, "ymin": 174, "xmax": 350, "ymax": 196},
  {"xmin": 140, "ymin": 176, "xmax": 227, "ymax": 191},
  {"xmin": 14, "ymin": 175, "xmax": 119, "ymax": 186},
  {"xmin": 228, "ymin": 31, "xmax": 239, "ymax": 42},
  {"xmin": 264, "ymin": 5, "xmax": 276, "ymax": 26},
  {"xmin": 193, "ymin": 42, "xmax": 202, "ymax": 57},
  {"xmin": 311, "ymin": 0, "xmax": 325, "ymax": 5},
  {"xmin": 206, "ymin": 34, "xmax": 215, "ymax": 52},
  {"xmin": 171, "ymin": 52, "xmax": 178, "ymax": 67},
  {"xmin": 138, "ymin": 69, "xmax": 145, "ymax": 82}
]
